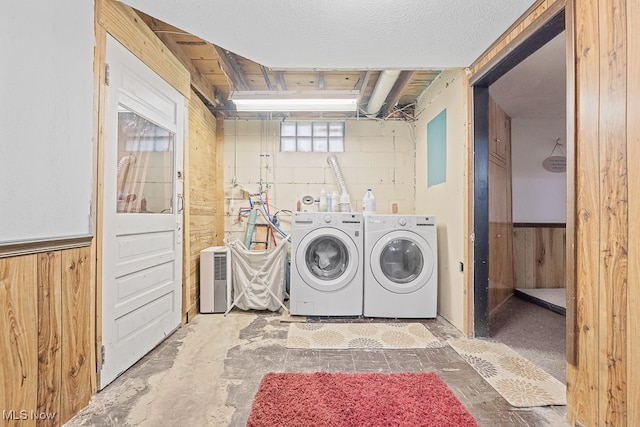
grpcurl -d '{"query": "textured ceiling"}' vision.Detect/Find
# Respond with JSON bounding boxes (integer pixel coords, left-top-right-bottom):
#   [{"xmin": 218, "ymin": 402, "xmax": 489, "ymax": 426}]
[
  {"xmin": 119, "ymin": 0, "xmax": 537, "ymax": 69},
  {"xmin": 490, "ymin": 32, "xmax": 566, "ymax": 119}
]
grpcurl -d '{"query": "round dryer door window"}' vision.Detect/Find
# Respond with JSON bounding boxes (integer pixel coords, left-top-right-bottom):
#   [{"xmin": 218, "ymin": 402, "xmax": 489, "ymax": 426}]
[
  {"xmin": 371, "ymin": 230, "xmax": 434, "ymax": 294},
  {"xmin": 295, "ymin": 228, "xmax": 359, "ymax": 292}
]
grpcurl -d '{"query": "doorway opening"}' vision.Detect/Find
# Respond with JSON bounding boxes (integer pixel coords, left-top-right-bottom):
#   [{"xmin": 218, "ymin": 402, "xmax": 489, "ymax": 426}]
[{"xmin": 471, "ymin": 8, "xmax": 567, "ymax": 342}]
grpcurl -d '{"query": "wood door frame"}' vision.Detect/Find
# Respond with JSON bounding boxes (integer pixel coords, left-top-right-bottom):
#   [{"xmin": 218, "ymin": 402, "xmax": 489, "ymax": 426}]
[
  {"xmin": 469, "ymin": 6, "xmax": 567, "ymax": 337},
  {"xmin": 94, "ymin": 0, "xmax": 192, "ymax": 387},
  {"xmin": 99, "ymin": 34, "xmax": 185, "ymax": 388}
]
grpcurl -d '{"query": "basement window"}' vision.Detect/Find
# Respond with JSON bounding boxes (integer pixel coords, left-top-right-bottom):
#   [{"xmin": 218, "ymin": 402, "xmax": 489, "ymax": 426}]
[{"xmin": 280, "ymin": 121, "xmax": 344, "ymax": 152}]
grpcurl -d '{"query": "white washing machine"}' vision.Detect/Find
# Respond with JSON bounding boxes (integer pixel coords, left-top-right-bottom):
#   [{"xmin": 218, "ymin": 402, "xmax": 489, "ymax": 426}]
[
  {"xmin": 364, "ymin": 215, "xmax": 437, "ymax": 318},
  {"xmin": 290, "ymin": 212, "xmax": 364, "ymax": 316}
]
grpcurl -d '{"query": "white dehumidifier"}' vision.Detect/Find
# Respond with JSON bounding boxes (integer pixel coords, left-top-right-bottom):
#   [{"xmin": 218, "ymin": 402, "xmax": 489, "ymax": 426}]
[{"xmin": 200, "ymin": 246, "xmax": 232, "ymax": 313}]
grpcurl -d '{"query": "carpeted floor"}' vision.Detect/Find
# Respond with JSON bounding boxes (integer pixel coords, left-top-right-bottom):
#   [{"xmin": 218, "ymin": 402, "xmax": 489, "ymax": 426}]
[
  {"xmin": 247, "ymin": 372, "xmax": 478, "ymax": 427},
  {"xmin": 448, "ymin": 338, "xmax": 566, "ymax": 407},
  {"xmin": 286, "ymin": 322, "xmax": 445, "ymax": 349}
]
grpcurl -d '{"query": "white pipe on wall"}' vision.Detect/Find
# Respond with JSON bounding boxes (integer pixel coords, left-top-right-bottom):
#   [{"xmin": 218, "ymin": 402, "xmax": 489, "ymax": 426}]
[{"xmin": 364, "ymin": 70, "xmax": 401, "ymax": 116}]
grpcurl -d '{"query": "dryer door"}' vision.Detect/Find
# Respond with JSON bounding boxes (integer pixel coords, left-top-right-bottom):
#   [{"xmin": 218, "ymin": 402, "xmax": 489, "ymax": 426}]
[
  {"xmin": 370, "ymin": 230, "xmax": 435, "ymax": 294},
  {"xmin": 295, "ymin": 227, "xmax": 358, "ymax": 292}
]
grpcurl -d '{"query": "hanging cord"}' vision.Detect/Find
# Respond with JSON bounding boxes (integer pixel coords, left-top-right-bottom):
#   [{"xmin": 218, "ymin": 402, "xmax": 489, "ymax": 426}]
[
  {"xmin": 263, "ymin": 189, "xmax": 278, "ymax": 246},
  {"xmin": 256, "ymin": 190, "xmax": 289, "ymax": 240},
  {"xmin": 548, "ymin": 138, "xmax": 565, "ymax": 157}
]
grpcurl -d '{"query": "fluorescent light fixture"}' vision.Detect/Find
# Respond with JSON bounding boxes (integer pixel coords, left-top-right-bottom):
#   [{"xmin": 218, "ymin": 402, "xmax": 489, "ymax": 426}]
[{"xmin": 229, "ymin": 90, "xmax": 359, "ymax": 112}]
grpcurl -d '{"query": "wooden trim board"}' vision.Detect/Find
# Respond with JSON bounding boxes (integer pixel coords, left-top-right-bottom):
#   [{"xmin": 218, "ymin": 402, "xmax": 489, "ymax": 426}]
[{"xmin": 0, "ymin": 236, "xmax": 93, "ymax": 259}]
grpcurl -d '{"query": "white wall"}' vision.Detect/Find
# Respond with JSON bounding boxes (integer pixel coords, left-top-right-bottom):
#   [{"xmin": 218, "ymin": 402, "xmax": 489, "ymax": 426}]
[
  {"xmin": 414, "ymin": 69, "xmax": 467, "ymax": 332},
  {"xmin": 0, "ymin": 1, "xmax": 95, "ymax": 243},
  {"xmin": 223, "ymin": 119, "xmax": 415, "ymax": 241},
  {"xmin": 511, "ymin": 118, "xmax": 567, "ymax": 223}
]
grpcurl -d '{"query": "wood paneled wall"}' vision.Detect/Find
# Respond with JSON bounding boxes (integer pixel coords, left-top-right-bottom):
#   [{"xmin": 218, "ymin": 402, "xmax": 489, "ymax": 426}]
[
  {"xmin": 183, "ymin": 91, "xmax": 219, "ymax": 320},
  {"xmin": 568, "ymin": 0, "xmax": 638, "ymax": 425},
  {"xmin": 97, "ymin": 0, "xmax": 190, "ymax": 99},
  {"xmin": 469, "ymin": 0, "xmax": 637, "ymax": 423},
  {"xmin": 488, "ymin": 96, "xmax": 514, "ymax": 315},
  {"xmin": 513, "ymin": 225, "xmax": 566, "ymax": 289},
  {"xmin": 1, "ymin": 247, "xmax": 92, "ymax": 427}
]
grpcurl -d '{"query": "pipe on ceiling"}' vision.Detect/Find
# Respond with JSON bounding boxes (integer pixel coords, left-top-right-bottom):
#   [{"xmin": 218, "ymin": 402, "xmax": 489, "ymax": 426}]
[{"xmin": 363, "ymin": 70, "xmax": 401, "ymax": 116}]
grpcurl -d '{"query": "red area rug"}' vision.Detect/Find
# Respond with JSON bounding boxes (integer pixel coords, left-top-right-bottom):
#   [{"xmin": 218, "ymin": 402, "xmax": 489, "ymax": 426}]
[{"xmin": 247, "ymin": 372, "xmax": 478, "ymax": 427}]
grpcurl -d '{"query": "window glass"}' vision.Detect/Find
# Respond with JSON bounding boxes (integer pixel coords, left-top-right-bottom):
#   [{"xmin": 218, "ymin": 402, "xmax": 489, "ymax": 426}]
[
  {"xmin": 328, "ymin": 137, "xmax": 344, "ymax": 152},
  {"xmin": 329, "ymin": 122, "xmax": 345, "ymax": 136},
  {"xmin": 117, "ymin": 109, "xmax": 174, "ymax": 214},
  {"xmin": 313, "ymin": 122, "xmax": 328, "ymax": 136},
  {"xmin": 297, "ymin": 122, "xmax": 312, "ymax": 136},
  {"xmin": 281, "ymin": 137, "xmax": 296, "ymax": 152},
  {"xmin": 297, "ymin": 137, "xmax": 312, "ymax": 152},
  {"xmin": 281, "ymin": 121, "xmax": 297, "ymax": 137},
  {"xmin": 313, "ymin": 137, "xmax": 328, "ymax": 152},
  {"xmin": 280, "ymin": 121, "xmax": 345, "ymax": 152}
]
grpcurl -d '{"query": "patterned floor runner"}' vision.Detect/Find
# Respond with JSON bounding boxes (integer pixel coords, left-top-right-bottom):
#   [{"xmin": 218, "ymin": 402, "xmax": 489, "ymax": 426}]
[
  {"xmin": 448, "ymin": 338, "xmax": 566, "ymax": 407},
  {"xmin": 286, "ymin": 322, "xmax": 445, "ymax": 349}
]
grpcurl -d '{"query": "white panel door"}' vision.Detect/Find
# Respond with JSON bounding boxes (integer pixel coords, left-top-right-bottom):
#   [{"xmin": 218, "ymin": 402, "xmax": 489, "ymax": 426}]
[{"xmin": 100, "ymin": 36, "xmax": 184, "ymax": 388}]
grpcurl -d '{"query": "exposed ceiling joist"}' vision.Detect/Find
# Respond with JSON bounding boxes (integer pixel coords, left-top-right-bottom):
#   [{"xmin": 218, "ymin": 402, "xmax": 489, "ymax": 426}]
[
  {"xmin": 381, "ymin": 71, "xmax": 416, "ymax": 118},
  {"xmin": 131, "ymin": 7, "xmax": 445, "ymax": 121},
  {"xmin": 212, "ymin": 45, "xmax": 251, "ymax": 91},
  {"xmin": 260, "ymin": 65, "xmax": 273, "ymax": 90},
  {"xmin": 355, "ymin": 71, "xmax": 372, "ymax": 104},
  {"xmin": 139, "ymin": 14, "xmax": 219, "ymax": 106},
  {"xmin": 273, "ymin": 71, "xmax": 287, "ymax": 91}
]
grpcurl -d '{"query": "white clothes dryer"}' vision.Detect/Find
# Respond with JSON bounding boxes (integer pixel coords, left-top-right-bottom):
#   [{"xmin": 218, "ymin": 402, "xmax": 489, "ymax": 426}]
[
  {"xmin": 290, "ymin": 212, "xmax": 364, "ymax": 316},
  {"xmin": 364, "ymin": 215, "xmax": 437, "ymax": 318}
]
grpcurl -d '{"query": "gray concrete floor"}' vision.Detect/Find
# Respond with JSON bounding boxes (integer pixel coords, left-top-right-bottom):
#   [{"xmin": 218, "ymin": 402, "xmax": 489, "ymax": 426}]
[{"xmin": 64, "ymin": 297, "xmax": 567, "ymax": 427}]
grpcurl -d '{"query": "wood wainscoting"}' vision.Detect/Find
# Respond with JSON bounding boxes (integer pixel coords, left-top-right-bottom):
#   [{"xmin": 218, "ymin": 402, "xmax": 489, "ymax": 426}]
[
  {"xmin": 513, "ymin": 223, "xmax": 566, "ymax": 289},
  {"xmin": 1, "ymin": 247, "xmax": 93, "ymax": 427}
]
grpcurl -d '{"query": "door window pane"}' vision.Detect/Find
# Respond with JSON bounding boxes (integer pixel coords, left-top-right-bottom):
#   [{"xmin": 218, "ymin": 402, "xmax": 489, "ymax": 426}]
[{"xmin": 117, "ymin": 109, "xmax": 174, "ymax": 214}]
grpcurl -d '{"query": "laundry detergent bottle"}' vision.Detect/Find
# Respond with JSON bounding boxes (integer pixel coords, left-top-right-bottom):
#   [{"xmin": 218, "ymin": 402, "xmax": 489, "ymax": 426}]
[
  {"xmin": 318, "ymin": 189, "xmax": 328, "ymax": 212},
  {"xmin": 362, "ymin": 188, "xmax": 376, "ymax": 215},
  {"xmin": 331, "ymin": 191, "xmax": 340, "ymax": 212}
]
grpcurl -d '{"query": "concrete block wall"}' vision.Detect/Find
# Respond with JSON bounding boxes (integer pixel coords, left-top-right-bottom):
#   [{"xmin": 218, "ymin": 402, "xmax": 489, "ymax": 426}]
[{"xmin": 223, "ymin": 119, "xmax": 416, "ymax": 242}]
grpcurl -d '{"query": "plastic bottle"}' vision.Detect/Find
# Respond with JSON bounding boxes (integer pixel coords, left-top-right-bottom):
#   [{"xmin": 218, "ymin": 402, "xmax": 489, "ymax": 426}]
[
  {"xmin": 331, "ymin": 191, "xmax": 340, "ymax": 212},
  {"xmin": 318, "ymin": 189, "xmax": 328, "ymax": 212},
  {"xmin": 339, "ymin": 192, "xmax": 351, "ymax": 212},
  {"xmin": 362, "ymin": 188, "xmax": 376, "ymax": 215}
]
